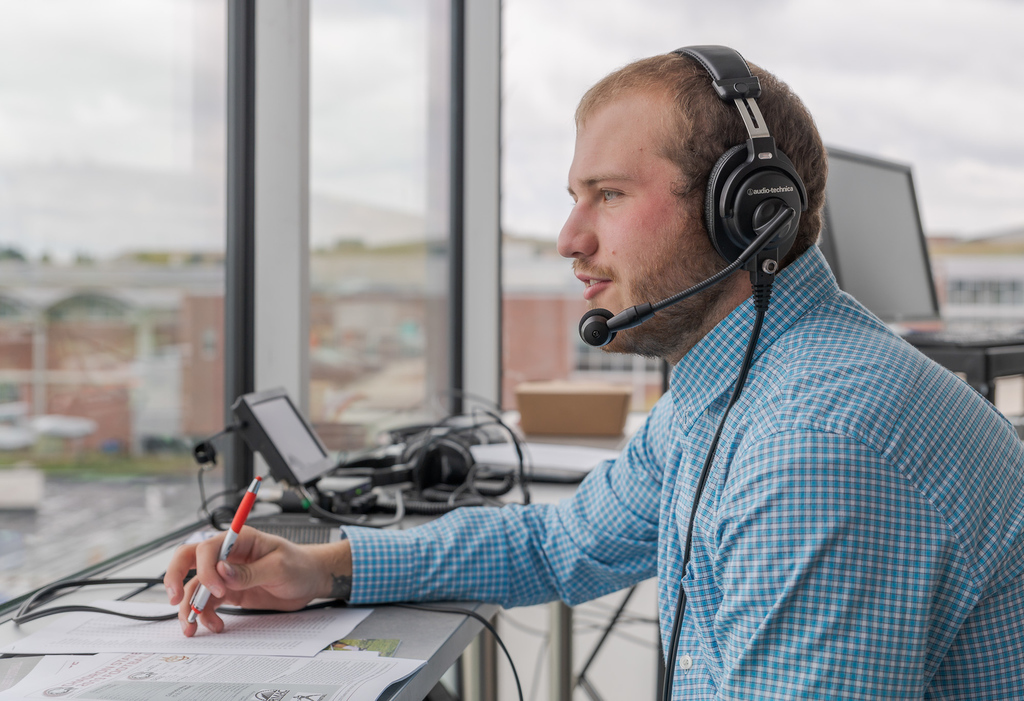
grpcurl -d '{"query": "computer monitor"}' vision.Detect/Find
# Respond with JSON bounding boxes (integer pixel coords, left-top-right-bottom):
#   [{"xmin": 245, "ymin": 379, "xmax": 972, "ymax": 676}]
[
  {"xmin": 818, "ymin": 147, "xmax": 940, "ymax": 322},
  {"xmin": 232, "ymin": 387, "xmax": 335, "ymax": 487}
]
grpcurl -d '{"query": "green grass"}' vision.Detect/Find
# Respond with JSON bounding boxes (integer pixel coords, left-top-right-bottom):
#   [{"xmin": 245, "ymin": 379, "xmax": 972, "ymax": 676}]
[{"xmin": 0, "ymin": 451, "xmax": 199, "ymax": 479}]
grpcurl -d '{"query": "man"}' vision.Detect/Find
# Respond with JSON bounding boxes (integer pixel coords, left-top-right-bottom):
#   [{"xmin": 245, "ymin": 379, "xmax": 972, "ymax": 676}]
[{"xmin": 166, "ymin": 49, "xmax": 1024, "ymax": 698}]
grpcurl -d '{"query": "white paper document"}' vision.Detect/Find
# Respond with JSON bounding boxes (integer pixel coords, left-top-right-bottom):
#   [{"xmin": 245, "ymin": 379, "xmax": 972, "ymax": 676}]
[
  {"xmin": 470, "ymin": 441, "xmax": 620, "ymax": 474},
  {"xmin": 0, "ymin": 601, "xmax": 372, "ymax": 657},
  {"xmin": 0, "ymin": 651, "xmax": 424, "ymax": 701}
]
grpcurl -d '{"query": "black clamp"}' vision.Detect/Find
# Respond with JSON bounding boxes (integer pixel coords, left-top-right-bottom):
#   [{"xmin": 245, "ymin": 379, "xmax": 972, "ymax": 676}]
[
  {"xmin": 712, "ymin": 76, "xmax": 761, "ymax": 101},
  {"xmin": 192, "ymin": 425, "xmax": 240, "ymax": 466}
]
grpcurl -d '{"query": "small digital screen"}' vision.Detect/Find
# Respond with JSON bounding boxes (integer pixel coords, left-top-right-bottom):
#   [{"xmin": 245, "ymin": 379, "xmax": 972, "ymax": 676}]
[{"xmin": 249, "ymin": 396, "xmax": 327, "ymax": 483}]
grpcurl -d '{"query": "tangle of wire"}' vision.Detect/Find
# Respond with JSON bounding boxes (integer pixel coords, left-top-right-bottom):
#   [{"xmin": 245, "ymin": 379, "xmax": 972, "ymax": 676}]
[
  {"xmin": 411, "ymin": 389, "xmax": 532, "ymax": 505},
  {"xmin": 195, "ymin": 438, "xmax": 407, "ymax": 530},
  {"xmin": 343, "ymin": 409, "xmax": 530, "ymax": 517},
  {"xmin": 296, "ymin": 483, "xmax": 407, "ymax": 528}
]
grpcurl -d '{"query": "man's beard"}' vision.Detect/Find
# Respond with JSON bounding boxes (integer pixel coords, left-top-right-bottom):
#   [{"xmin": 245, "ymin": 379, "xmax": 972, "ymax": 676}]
[{"xmin": 578, "ymin": 236, "xmax": 730, "ymax": 362}]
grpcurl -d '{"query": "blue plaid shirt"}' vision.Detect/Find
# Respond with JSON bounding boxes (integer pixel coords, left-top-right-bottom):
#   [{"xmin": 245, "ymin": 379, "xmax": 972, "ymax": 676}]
[{"xmin": 345, "ymin": 246, "xmax": 1024, "ymax": 699}]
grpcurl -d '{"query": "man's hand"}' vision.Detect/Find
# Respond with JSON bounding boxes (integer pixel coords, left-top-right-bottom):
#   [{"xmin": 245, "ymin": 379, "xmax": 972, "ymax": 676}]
[{"xmin": 163, "ymin": 526, "xmax": 352, "ymax": 637}]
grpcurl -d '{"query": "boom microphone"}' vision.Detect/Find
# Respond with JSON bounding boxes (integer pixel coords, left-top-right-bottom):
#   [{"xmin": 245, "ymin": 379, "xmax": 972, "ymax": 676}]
[{"xmin": 578, "ymin": 206, "xmax": 795, "ymax": 347}]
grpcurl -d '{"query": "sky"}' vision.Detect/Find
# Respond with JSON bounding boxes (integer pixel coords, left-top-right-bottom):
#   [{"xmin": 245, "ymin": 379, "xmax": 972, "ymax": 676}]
[
  {"xmin": 0, "ymin": 0, "xmax": 198, "ymax": 172},
  {"xmin": 0, "ymin": 0, "xmax": 1021, "ymax": 260},
  {"xmin": 502, "ymin": 0, "xmax": 1024, "ymax": 240}
]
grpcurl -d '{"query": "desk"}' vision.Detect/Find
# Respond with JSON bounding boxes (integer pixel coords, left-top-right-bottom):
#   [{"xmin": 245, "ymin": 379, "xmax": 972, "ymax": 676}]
[
  {"xmin": 0, "ymin": 526, "xmax": 497, "ymax": 701},
  {"xmin": 906, "ymin": 339, "xmax": 1024, "ymax": 402},
  {"xmin": 0, "ymin": 420, "xmax": 645, "ymax": 701}
]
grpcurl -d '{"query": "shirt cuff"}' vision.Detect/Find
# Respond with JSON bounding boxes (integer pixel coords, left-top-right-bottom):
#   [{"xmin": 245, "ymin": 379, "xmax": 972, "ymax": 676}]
[{"xmin": 341, "ymin": 525, "xmax": 429, "ymax": 604}]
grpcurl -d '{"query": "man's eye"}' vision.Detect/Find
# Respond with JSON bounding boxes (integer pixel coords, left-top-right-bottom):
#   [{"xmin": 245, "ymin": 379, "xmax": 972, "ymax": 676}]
[{"xmin": 602, "ymin": 190, "xmax": 621, "ymax": 202}]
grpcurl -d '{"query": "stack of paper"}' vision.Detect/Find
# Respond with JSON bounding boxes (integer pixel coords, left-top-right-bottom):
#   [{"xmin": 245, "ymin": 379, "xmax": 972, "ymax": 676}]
[
  {"xmin": 0, "ymin": 601, "xmax": 424, "ymax": 701},
  {"xmin": 0, "ymin": 651, "xmax": 424, "ymax": 701}
]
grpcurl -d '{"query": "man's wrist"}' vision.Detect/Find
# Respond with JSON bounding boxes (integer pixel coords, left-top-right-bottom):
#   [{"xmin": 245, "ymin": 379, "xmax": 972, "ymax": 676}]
[
  {"xmin": 330, "ymin": 531, "xmax": 352, "ymax": 601},
  {"xmin": 313, "ymin": 531, "xmax": 353, "ymax": 601}
]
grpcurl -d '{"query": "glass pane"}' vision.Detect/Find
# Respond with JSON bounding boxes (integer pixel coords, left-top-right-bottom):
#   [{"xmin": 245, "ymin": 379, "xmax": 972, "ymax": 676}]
[
  {"xmin": 0, "ymin": 0, "xmax": 226, "ymax": 600},
  {"xmin": 501, "ymin": 1, "xmax": 1023, "ymax": 412},
  {"xmin": 500, "ymin": 3, "xmax": 688, "ymax": 413},
  {"xmin": 309, "ymin": 0, "xmax": 450, "ymax": 447}
]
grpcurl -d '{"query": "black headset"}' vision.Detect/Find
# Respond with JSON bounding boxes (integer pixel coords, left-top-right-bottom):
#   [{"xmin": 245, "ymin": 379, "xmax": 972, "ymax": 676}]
[{"xmin": 578, "ymin": 45, "xmax": 808, "ymax": 348}]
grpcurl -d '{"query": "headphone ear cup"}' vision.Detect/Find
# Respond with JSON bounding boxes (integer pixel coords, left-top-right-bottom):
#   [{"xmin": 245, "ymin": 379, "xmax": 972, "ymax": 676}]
[
  {"xmin": 415, "ymin": 435, "xmax": 474, "ymax": 490},
  {"xmin": 706, "ymin": 145, "xmax": 805, "ymax": 265},
  {"xmin": 704, "ymin": 144, "xmax": 748, "ymax": 264}
]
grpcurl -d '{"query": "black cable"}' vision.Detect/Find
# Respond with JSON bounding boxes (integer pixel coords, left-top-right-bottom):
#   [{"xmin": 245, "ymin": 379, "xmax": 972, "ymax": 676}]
[
  {"xmin": 197, "ymin": 471, "xmax": 239, "ymax": 529},
  {"xmin": 12, "ymin": 577, "xmax": 347, "ymax": 625},
  {"xmin": 13, "ymin": 578, "xmax": 169, "ymax": 625},
  {"xmin": 14, "ymin": 600, "xmax": 344, "ymax": 625},
  {"xmin": 14, "ymin": 603, "xmax": 179, "ymax": 625},
  {"xmin": 661, "ymin": 284, "xmax": 771, "ymax": 701},
  {"xmin": 391, "ymin": 602, "xmax": 524, "ymax": 701},
  {"xmin": 458, "ymin": 402, "xmax": 532, "ymax": 506},
  {"xmin": 298, "ymin": 484, "xmax": 406, "ymax": 528},
  {"xmin": 375, "ymin": 490, "xmax": 477, "ymax": 516},
  {"xmin": 422, "ymin": 475, "xmax": 513, "ymax": 499},
  {"xmin": 194, "ymin": 427, "xmax": 245, "ymax": 529}
]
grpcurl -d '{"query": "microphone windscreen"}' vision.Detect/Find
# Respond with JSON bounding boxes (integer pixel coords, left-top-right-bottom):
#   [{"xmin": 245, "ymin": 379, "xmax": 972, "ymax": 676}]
[{"xmin": 579, "ymin": 308, "xmax": 616, "ymax": 347}]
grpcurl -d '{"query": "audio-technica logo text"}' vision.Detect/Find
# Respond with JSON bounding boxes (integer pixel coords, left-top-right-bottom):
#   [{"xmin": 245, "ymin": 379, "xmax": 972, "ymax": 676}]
[{"xmin": 747, "ymin": 186, "xmax": 795, "ymax": 195}]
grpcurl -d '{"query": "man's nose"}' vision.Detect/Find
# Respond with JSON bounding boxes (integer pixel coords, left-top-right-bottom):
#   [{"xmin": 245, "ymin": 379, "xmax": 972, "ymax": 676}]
[{"xmin": 557, "ymin": 204, "xmax": 597, "ymax": 259}]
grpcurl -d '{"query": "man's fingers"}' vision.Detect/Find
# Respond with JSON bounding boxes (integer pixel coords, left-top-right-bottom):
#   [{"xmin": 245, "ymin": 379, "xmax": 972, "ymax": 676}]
[
  {"xmin": 176, "ymin": 575, "xmax": 227, "ymax": 635},
  {"xmin": 164, "ymin": 543, "xmax": 198, "ymax": 605},
  {"xmin": 193, "ymin": 534, "xmax": 230, "ymax": 597},
  {"xmin": 197, "ymin": 605, "xmax": 225, "ymax": 634},
  {"xmin": 172, "ymin": 530, "xmax": 302, "ymax": 637},
  {"xmin": 177, "ymin": 577, "xmax": 200, "ymax": 635}
]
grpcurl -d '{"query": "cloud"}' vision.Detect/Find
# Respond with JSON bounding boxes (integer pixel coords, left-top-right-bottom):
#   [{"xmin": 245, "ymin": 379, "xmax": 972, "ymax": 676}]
[
  {"xmin": 501, "ymin": 0, "xmax": 1024, "ymax": 238},
  {"xmin": 1, "ymin": 0, "xmax": 1020, "ymax": 259},
  {"xmin": 0, "ymin": 0, "xmax": 198, "ymax": 170}
]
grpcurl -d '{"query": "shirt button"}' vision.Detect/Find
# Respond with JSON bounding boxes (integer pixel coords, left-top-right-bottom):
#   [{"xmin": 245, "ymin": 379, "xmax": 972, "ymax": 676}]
[{"xmin": 680, "ymin": 654, "xmax": 693, "ymax": 670}]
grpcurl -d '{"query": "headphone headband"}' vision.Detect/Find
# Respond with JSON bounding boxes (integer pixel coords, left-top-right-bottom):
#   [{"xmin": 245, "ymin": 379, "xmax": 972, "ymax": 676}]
[
  {"xmin": 673, "ymin": 46, "xmax": 761, "ymax": 101},
  {"xmin": 670, "ymin": 44, "xmax": 807, "ymax": 267},
  {"xmin": 674, "ymin": 45, "xmax": 771, "ymax": 141}
]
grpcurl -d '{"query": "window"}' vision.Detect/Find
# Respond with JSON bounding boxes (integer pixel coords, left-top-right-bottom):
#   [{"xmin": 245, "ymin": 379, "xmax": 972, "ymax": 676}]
[
  {"xmin": 307, "ymin": 0, "xmax": 451, "ymax": 446},
  {"xmin": 501, "ymin": 1, "xmax": 1024, "ymax": 415},
  {"xmin": 500, "ymin": 1, "xmax": 689, "ymax": 412},
  {"xmin": 0, "ymin": 0, "xmax": 226, "ymax": 599},
  {"xmin": 947, "ymin": 279, "xmax": 1024, "ymax": 306}
]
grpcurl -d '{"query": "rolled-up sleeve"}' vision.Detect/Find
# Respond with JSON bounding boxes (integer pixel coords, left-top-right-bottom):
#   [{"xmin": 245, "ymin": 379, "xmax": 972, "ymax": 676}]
[{"xmin": 343, "ymin": 402, "xmax": 672, "ymax": 608}]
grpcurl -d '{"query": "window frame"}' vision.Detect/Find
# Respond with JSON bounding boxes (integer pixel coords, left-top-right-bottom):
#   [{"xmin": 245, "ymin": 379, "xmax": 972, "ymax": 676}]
[{"xmin": 226, "ymin": 0, "xmax": 503, "ymax": 492}]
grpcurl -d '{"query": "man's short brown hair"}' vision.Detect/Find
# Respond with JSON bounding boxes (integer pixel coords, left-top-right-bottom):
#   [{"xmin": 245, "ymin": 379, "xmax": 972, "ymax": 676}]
[{"xmin": 575, "ymin": 52, "xmax": 827, "ymax": 268}]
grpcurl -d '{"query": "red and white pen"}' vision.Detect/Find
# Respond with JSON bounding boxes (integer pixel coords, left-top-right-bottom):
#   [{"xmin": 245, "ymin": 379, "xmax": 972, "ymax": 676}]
[{"xmin": 187, "ymin": 476, "xmax": 261, "ymax": 624}]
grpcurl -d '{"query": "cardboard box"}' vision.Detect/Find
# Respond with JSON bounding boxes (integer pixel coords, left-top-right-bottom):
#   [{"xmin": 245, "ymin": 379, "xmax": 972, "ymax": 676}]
[{"xmin": 516, "ymin": 381, "xmax": 631, "ymax": 436}]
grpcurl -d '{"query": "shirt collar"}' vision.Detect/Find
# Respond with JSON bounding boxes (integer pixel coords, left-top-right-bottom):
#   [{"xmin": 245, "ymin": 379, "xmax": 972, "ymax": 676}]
[{"xmin": 669, "ymin": 245, "xmax": 839, "ymax": 427}]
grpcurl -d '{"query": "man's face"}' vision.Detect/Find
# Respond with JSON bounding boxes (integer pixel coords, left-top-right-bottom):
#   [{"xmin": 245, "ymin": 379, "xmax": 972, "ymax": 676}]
[{"xmin": 558, "ymin": 91, "xmax": 729, "ymax": 361}]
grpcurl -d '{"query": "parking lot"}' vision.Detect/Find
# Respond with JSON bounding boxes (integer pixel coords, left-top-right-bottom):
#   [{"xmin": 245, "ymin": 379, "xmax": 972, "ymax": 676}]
[{"xmin": 0, "ymin": 473, "xmax": 204, "ymax": 603}]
